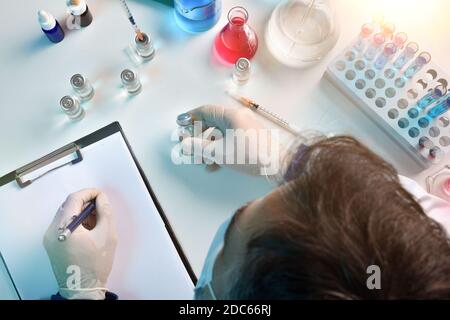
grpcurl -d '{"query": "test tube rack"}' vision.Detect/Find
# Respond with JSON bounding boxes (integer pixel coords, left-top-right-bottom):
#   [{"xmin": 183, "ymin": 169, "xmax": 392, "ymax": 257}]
[{"xmin": 325, "ymin": 35, "xmax": 450, "ymax": 169}]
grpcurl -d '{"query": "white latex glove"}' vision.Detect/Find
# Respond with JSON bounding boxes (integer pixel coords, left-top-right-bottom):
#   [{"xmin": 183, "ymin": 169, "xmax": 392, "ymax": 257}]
[
  {"xmin": 181, "ymin": 105, "xmax": 290, "ymax": 177},
  {"xmin": 43, "ymin": 189, "xmax": 117, "ymax": 300}
]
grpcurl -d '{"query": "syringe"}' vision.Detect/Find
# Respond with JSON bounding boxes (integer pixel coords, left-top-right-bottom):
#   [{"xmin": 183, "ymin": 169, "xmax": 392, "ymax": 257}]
[
  {"xmin": 227, "ymin": 92, "xmax": 301, "ymax": 135},
  {"xmin": 120, "ymin": 0, "xmax": 144, "ymax": 40}
]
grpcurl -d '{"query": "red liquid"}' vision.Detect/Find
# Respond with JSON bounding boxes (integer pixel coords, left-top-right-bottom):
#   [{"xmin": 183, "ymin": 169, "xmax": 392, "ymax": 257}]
[{"xmin": 214, "ymin": 17, "xmax": 258, "ymax": 64}]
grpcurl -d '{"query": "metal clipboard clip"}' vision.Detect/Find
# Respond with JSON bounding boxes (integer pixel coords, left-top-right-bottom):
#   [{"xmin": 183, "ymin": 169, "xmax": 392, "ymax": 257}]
[{"xmin": 15, "ymin": 143, "xmax": 83, "ymax": 188}]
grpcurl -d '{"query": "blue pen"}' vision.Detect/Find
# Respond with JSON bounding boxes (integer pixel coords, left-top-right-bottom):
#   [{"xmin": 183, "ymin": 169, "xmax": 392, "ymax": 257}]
[{"xmin": 58, "ymin": 201, "xmax": 96, "ymax": 241}]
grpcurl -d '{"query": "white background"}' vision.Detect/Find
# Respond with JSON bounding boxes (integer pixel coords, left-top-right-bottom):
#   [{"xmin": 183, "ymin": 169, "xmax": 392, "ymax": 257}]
[{"xmin": 1, "ymin": 0, "xmax": 449, "ymax": 298}]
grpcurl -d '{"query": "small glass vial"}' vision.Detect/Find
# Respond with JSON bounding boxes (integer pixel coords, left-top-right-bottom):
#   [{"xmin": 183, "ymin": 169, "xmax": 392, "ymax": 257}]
[
  {"xmin": 418, "ymin": 137, "xmax": 433, "ymax": 149},
  {"xmin": 427, "ymin": 97, "xmax": 450, "ymax": 119},
  {"xmin": 70, "ymin": 74, "xmax": 94, "ymax": 102},
  {"xmin": 135, "ymin": 32, "xmax": 155, "ymax": 61},
  {"xmin": 430, "ymin": 146, "xmax": 443, "ymax": 162},
  {"xmin": 403, "ymin": 52, "xmax": 431, "ymax": 79},
  {"xmin": 392, "ymin": 32, "xmax": 408, "ymax": 49},
  {"xmin": 60, "ymin": 95, "xmax": 85, "ymax": 120},
  {"xmin": 416, "ymin": 85, "xmax": 446, "ymax": 110},
  {"xmin": 364, "ymin": 33, "xmax": 385, "ymax": 61},
  {"xmin": 353, "ymin": 23, "xmax": 374, "ymax": 52},
  {"xmin": 121, "ymin": 69, "xmax": 142, "ymax": 95},
  {"xmin": 374, "ymin": 43, "xmax": 397, "ymax": 70},
  {"xmin": 381, "ymin": 22, "xmax": 395, "ymax": 40},
  {"xmin": 176, "ymin": 113, "xmax": 194, "ymax": 142},
  {"xmin": 393, "ymin": 42, "xmax": 419, "ymax": 70},
  {"xmin": 232, "ymin": 57, "xmax": 251, "ymax": 85}
]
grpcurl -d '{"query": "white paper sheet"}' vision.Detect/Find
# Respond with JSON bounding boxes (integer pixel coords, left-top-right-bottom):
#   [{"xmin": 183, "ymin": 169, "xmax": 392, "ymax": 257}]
[{"xmin": 0, "ymin": 132, "xmax": 194, "ymax": 300}]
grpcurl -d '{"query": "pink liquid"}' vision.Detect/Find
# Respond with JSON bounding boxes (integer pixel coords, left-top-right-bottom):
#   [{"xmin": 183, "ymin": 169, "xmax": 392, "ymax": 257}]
[
  {"xmin": 444, "ymin": 178, "xmax": 450, "ymax": 196},
  {"xmin": 214, "ymin": 16, "xmax": 258, "ymax": 64}
]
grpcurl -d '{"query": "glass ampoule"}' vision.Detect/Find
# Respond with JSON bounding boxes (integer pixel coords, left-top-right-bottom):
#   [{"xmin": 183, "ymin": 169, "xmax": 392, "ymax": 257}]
[
  {"xmin": 416, "ymin": 85, "xmax": 446, "ymax": 110},
  {"xmin": 121, "ymin": 69, "xmax": 142, "ymax": 95},
  {"xmin": 353, "ymin": 23, "xmax": 374, "ymax": 52},
  {"xmin": 364, "ymin": 33, "xmax": 385, "ymax": 61},
  {"xmin": 393, "ymin": 42, "xmax": 419, "ymax": 70},
  {"xmin": 60, "ymin": 95, "xmax": 85, "ymax": 120},
  {"xmin": 135, "ymin": 32, "xmax": 155, "ymax": 61},
  {"xmin": 70, "ymin": 74, "xmax": 94, "ymax": 102},
  {"xmin": 403, "ymin": 52, "xmax": 431, "ymax": 79},
  {"xmin": 374, "ymin": 43, "xmax": 397, "ymax": 70},
  {"xmin": 232, "ymin": 57, "xmax": 251, "ymax": 85}
]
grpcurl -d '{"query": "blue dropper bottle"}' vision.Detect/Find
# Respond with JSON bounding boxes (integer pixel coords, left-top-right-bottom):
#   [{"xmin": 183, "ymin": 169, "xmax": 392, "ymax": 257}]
[{"xmin": 38, "ymin": 10, "xmax": 65, "ymax": 43}]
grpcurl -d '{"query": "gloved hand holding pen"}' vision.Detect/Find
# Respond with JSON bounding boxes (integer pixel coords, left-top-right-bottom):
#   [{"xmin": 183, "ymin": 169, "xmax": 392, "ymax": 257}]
[{"xmin": 43, "ymin": 189, "xmax": 117, "ymax": 300}]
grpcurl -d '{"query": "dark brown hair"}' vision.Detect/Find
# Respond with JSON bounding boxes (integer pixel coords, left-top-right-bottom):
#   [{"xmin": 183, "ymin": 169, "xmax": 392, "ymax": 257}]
[{"xmin": 229, "ymin": 136, "xmax": 450, "ymax": 299}]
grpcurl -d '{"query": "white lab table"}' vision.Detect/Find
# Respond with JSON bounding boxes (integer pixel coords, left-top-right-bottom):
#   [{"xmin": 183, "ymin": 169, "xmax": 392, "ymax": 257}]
[{"xmin": 0, "ymin": 0, "xmax": 449, "ymax": 299}]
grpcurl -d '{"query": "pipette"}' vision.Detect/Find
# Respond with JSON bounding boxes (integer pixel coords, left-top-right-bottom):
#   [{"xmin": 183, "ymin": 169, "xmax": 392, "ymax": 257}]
[
  {"xmin": 227, "ymin": 92, "xmax": 301, "ymax": 135},
  {"xmin": 289, "ymin": 0, "xmax": 316, "ymax": 54},
  {"xmin": 120, "ymin": 0, "xmax": 144, "ymax": 41}
]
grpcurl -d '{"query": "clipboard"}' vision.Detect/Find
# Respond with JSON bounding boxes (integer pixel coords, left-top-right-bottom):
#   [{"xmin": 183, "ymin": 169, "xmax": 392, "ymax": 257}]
[{"xmin": 0, "ymin": 122, "xmax": 196, "ymax": 299}]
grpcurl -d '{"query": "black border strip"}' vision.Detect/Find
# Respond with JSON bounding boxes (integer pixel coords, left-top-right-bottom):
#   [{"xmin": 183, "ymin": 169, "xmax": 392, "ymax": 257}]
[{"xmin": 0, "ymin": 122, "xmax": 197, "ymax": 297}]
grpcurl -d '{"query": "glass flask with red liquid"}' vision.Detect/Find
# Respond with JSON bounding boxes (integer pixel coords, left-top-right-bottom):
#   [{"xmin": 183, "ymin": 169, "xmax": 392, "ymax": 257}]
[{"xmin": 214, "ymin": 6, "xmax": 258, "ymax": 64}]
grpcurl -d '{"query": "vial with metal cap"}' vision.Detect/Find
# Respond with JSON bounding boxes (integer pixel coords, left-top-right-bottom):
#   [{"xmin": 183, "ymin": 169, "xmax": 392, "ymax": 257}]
[
  {"xmin": 121, "ymin": 69, "xmax": 142, "ymax": 95},
  {"xmin": 419, "ymin": 137, "xmax": 433, "ymax": 149},
  {"xmin": 430, "ymin": 146, "xmax": 443, "ymax": 162},
  {"xmin": 135, "ymin": 32, "xmax": 155, "ymax": 61},
  {"xmin": 70, "ymin": 74, "xmax": 94, "ymax": 102},
  {"xmin": 60, "ymin": 95, "xmax": 85, "ymax": 120},
  {"xmin": 232, "ymin": 57, "xmax": 251, "ymax": 85},
  {"xmin": 176, "ymin": 113, "xmax": 194, "ymax": 142}
]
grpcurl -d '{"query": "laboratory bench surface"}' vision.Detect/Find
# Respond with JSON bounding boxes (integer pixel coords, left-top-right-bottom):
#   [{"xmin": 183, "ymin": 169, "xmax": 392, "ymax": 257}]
[{"xmin": 1, "ymin": 0, "xmax": 450, "ymax": 299}]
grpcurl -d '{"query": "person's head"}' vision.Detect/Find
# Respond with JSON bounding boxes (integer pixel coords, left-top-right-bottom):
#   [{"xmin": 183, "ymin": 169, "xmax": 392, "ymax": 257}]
[{"xmin": 210, "ymin": 136, "xmax": 450, "ymax": 299}]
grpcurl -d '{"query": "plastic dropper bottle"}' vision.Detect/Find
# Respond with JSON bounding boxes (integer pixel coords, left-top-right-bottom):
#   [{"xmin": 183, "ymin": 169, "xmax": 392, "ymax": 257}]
[
  {"xmin": 67, "ymin": 0, "xmax": 93, "ymax": 28},
  {"xmin": 38, "ymin": 10, "xmax": 65, "ymax": 43}
]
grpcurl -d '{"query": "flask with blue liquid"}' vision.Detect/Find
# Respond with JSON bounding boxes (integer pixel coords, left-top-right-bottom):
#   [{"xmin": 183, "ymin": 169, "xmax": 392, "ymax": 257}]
[{"xmin": 174, "ymin": 0, "xmax": 221, "ymax": 33}]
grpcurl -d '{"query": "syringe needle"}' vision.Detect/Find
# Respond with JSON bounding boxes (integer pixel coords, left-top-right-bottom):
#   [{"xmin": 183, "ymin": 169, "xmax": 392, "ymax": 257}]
[
  {"xmin": 227, "ymin": 91, "xmax": 301, "ymax": 135},
  {"xmin": 120, "ymin": 0, "xmax": 144, "ymax": 40}
]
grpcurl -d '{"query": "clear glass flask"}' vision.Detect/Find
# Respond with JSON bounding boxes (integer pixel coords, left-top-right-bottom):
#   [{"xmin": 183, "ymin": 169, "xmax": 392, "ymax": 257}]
[
  {"xmin": 265, "ymin": 0, "xmax": 339, "ymax": 68},
  {"xmin": 393, "ymin": 42, "xmax": 419, "ymax": 70},
  {"xmin": 174, "ymin": 0, "xmax": 221, "ymax": 33},
  {"xmin": 214, "ymin": 6, "xmax": 258, "ymax": 64},
  {"xmin": 403, "ymin": 52, "xmax": 431, "ymax": 79}
]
